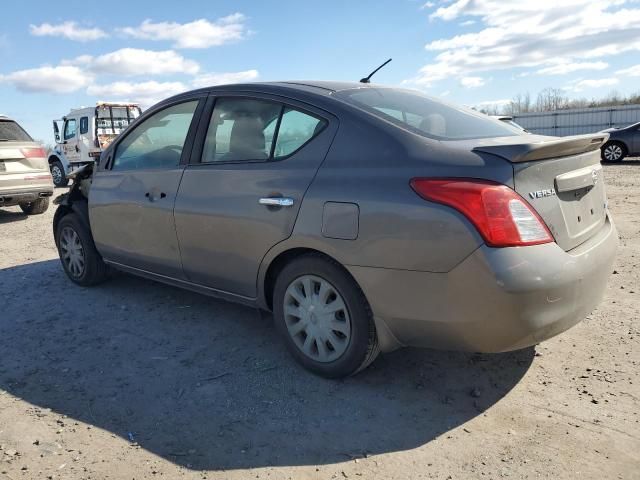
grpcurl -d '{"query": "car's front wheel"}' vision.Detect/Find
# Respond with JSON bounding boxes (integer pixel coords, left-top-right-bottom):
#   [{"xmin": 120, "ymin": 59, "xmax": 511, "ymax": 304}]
[
  {"xmin": 55, "ymin": 213, "xmax": 108, "ymax": 286},
  {"xmin": 601, "ymin": 141, "xmax": 626, "ymax": 162},
  {"xmin": 19, "ymin": 197, "xmax": 49, "ymax": 215},
  {"xmin": 273, "ymin": 255, "xmax": 379, "ymax": 378}
]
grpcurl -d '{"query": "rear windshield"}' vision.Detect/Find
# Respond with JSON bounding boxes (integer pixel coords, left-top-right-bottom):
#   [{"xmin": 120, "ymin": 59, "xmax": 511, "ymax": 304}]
[
  {"xmin": 335, "ymin": 88, "xmax": 520, "ymax": 140},
  {"xmin": 0, "ymin": 120, "xmax": 33, "ymax": 142}
]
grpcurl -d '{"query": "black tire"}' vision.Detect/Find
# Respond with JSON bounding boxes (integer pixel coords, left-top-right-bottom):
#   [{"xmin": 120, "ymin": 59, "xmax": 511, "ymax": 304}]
[
  {"xmin": 19, "ymin": 197, "xmax": 49, "ymax": 215},
  {"xmin": 273, "ymin": 254, "xmax": 379, "ymax": 378},
  {"xmin": 54, "ymin": 213, "xmax": 108, "ymax": 286},
  {"xmin": 601, "ymin": 141, "xmax": 626, "ymax": 162},
  {"xmin": 50, "ymin": 160, "xmax": 69, "ymax": 187}
]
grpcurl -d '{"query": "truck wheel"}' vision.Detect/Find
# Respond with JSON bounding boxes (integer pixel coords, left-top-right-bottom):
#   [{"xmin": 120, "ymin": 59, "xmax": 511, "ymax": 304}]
[
  {"xmin": 50, "ymin": 160, "xmax": 68, "ymax": 187},
  {"xmin": 55, "ymin": 213, "xmax": 108, "ymax": 286},
  {"xmin": 273, "ymin": 254, "xmax": 379, "ymax": 378},
  {"xmin": 19, "ymin": 197, "xmax": 49, "ymax": 215}
]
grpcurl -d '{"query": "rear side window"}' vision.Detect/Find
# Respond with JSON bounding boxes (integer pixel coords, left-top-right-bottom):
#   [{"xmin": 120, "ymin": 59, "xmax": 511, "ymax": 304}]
[
  {"xmin": 336, "ymin": 88, "xmax": 520, "ymax": 140},
  {"xmin": 203, "ymin": 98, "xmax": 281, "ymax": 163},
  {"xmin": 201, "ymin": 98, "xmax": 326, "ymax": 163},
  {"xmin": 273, "ymin": 108, "xmax": 325, "ymax": 159},
  {"xmin": 80, "ymin": 117, "xmax": 89, "ymax": 134},
  {"xmin": 0, "ymin": 120, "xmax": 32, "ymax": 141}
]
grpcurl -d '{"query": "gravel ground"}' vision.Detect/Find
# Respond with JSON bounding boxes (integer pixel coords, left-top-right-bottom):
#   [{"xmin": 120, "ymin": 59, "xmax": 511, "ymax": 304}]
[{"xmin": 0, "ymin": 161, "xmax": 638, "ymax": 479}]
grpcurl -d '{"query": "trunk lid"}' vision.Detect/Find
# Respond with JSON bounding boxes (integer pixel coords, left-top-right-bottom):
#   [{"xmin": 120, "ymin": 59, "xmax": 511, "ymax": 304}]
[
  {"xmin": 0, "ymin": 142, "xmax": 48, "ymax": 175},
  {"xmin": 459, "ymin": 133, "xmax": 608, "ymax": 251}
]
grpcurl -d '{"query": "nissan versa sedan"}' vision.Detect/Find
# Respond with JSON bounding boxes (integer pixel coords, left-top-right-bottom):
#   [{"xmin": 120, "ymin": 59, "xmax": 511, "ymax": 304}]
[
  {"xmin": 0, "ymin": 115, "xmax": 53, "ymax": 214},
  {"xmin": 52, "ymin": 82, "xmax": 618, "ymax": 377}
]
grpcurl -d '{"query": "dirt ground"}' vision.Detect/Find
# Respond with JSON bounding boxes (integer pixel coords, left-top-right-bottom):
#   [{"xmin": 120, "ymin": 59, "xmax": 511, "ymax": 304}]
[{"xmin": 0, "ymin": 161, "xmax": 638, "ymax": 480}]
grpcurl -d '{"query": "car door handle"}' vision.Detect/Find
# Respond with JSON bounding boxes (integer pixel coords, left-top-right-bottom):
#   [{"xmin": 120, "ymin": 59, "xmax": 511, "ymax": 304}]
[
  {"xmin": 145, "ymin": 191, "xmax": 166, "ymax": 202},
  {"xmin": 259, "ymin": 197, "xmax": 294, "ymax": 207}
]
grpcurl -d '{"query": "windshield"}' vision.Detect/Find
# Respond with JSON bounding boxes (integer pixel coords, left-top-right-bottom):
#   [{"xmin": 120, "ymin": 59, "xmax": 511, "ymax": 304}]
[
  {"xmin": 335, "ymin": 88, "xmax": 520, "ymax": 140},
  {"xmin": 0, "ymin": 119, "xmax": 33, "ymax": 141}
]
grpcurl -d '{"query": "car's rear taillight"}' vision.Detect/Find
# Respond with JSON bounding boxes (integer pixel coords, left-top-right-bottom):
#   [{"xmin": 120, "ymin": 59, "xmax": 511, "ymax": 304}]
[
  {"xmin": 410, "ymin": 178, "xmax": 554, "ymax": 247},
  {"xmin": 20, "ymin": 147, "xmax": 46, "ymax": 158}
]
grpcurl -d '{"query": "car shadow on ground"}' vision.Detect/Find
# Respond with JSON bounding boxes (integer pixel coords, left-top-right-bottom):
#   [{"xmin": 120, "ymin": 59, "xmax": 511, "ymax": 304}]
[
  {"xmin": 0, "ymin": 208, "xmax": 27, "ymax": 224},
  {"xmin": 602, "ymin": 157, "xmax": 640, "ymax": 166},
  {"xmin": 0, "ymin": 260, "xmax": 534, "ymax": 471}
]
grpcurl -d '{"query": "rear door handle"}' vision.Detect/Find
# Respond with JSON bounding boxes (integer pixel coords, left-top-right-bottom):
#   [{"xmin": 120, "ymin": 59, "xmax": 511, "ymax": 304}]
[
  {"xmin": 259, "ymin": 197, "xmax": 294, "ymax": 207},
  {"xmin": 145, "ymin": 191, "xmax": 166, "ymax": 202}
]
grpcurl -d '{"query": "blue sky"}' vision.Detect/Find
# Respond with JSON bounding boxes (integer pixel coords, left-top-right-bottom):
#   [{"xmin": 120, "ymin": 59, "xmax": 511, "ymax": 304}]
[{"xmin": 1, "ymin": 0, "xmax": 640, "ymax": 142}]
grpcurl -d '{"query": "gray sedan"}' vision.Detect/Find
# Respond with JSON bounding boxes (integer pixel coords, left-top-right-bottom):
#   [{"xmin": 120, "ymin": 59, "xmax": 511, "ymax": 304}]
[
  {"xmin": 53, "ymin": 82, "xmax": 618, "ymax": 377},
  {"xmin": 601, "ymin": 121, "xmax": 640, "ymax": 162}
]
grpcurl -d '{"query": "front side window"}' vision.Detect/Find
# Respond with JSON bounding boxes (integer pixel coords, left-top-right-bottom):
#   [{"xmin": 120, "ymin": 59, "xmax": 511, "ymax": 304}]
[
  {"xmin": 80, "ymin": 117, "xmax": 89, "ymax": 135},
  {"xmin": 64, "ymin": 119, "xmax": 77, "ymax": 140},
  {"xmin": 202, "ymin": 98, "xmax": 326, "ymax": 163},
  {"xmin": 336, "ymin": 88, "xmax": 520, "ymax": 140},
  {"xmin": 203, "ymin": 98, "xmax": 281, "ymax": 163},
  {"xmin": 112, "ymin": 101, "xmax": 198, "ymax": 171}
]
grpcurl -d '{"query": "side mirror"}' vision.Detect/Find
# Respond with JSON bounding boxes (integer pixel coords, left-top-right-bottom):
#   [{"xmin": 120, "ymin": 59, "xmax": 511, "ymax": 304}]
[{"xmin": 53, "ymin": 120, "xmax": 63, "ymax": 144}]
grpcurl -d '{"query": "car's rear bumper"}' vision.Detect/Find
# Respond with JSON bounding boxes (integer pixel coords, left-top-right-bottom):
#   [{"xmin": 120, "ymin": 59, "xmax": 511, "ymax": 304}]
[
  {"xmin": 347, "ymin": 214, "xmax": 618, "ymax": 353},
  {"xmin": 0, "ymin": 186, "xmax": 54, "ymax": 207}
]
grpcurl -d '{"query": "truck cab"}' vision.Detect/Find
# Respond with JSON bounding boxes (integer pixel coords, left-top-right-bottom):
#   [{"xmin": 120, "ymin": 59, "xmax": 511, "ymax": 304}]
[{"xmin": 49, "ymin": 103, "xmax": 141, "ymax": 186}]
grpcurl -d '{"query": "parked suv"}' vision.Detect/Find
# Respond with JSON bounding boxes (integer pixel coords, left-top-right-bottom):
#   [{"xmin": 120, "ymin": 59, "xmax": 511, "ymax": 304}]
[
  {"xmin": 53, "ymin": 82, "xmax": 617, "ymax": 377},
  {"xmin": 0, "ymin": 115, "xmax": 53, "ymax": 215}
]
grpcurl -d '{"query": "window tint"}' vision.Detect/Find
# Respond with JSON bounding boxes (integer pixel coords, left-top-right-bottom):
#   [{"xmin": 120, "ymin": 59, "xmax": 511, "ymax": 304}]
[
  {"xmin": 273, "ymin": 108, "xmax": 325, "ymax": 158},
  {"xmin": 337, "ymin": 88, "xmax": 520, "ymax": 140},
  {"xmin": 64, "ymin": 119, "xmax": 77, "ymax": 140},
  {"xmin": 80, "ymin": 117, "xmax": 89, "ymax": 135},
  {"xmin": 112, "ymin": 101, "xmax": 198, "ymax": 171},
  {"xmin": 203, "ymin": 98, "xmax": 281, "ymax": 163},
  {"xmin": 0, "ymin": 120, "xmax": 32, "ymax": 141}
]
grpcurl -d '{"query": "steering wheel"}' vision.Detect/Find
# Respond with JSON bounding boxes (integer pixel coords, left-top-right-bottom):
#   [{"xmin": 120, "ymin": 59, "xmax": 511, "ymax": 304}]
[{"xmin": 160, "ymin": 144, "xmax": 183, "ymax": 154}]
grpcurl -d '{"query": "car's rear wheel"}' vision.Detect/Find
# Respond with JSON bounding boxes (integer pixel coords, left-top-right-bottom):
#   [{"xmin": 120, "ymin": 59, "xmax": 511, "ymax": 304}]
[
  {"xmin": 19, "ymin": 197, "xmax": 49, "ymax": 215},
  {"xmin": 273, "ymin": 255, "xmax": 379, "ymax": 378},
  {"xmin": 50, "ymin": 160, "xmax": 68, "ymax": 187},
  {"xmin": 601, "ymin": 141, "xmax": 626, "ymax": 162},
  {"xmin": 55, "ymin": 213, "xmax": 108, "ymax": 286}
]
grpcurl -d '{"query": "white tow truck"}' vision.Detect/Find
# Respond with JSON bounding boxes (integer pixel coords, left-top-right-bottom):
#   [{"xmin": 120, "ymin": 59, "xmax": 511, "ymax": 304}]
[{"xmin": 49, "ymin": 102, "xmax": 142, "ymax": 186}]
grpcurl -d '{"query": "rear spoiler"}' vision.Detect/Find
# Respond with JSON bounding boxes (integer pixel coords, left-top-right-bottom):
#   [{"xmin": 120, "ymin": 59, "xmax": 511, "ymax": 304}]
[{"xmin": 472, "ymin": 133, "xmax": 609, "ymax": 163}]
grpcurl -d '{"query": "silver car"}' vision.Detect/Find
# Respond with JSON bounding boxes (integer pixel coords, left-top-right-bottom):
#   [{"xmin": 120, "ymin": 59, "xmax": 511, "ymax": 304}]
[
  {"xmin": 0, "ymin": 115, "xmax": 53, "ymax": 214},
  {"xmin": 53, "ymin": 82, "xmax": 618, "ymax": 377}
]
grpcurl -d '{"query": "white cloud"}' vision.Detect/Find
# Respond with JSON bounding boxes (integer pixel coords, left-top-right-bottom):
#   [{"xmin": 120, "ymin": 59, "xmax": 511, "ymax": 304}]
[
  {"xmin": 408, "ymin": 1, "xmax": 640, "ymax": 87},
  {"xmin": 475, "ymin": 99, "xmax": 511, "ymax": 107},
  {"xmin": 459, "ymin": 20, "xmax": 476, "ymax": 26},
  {"xmin": 567, "ymin": 77, "xmax": 619, "ymax": 92},
  {"xmin": 120, "ymin": 14, "xmax": 248, "ymax": 49},
  {"xmin": 87, "ymin": 81, "xmax": 188, "ymax": 108},
  {"xmin": 537, "ymin": 61, "xmax": 608, "ymax": 75},
  {"xmin": 421, "ymin": 1, "xmax": 436, "ymax": 9},
  {"xmin": 29, "ymin": 21, "xmax": 107, "ymax": 41},
  {"xmin": 616, "ymin": 64, "xmax": 640, "ymax": 76},
  {"xmin": 0, "ymin": 65, "xmax": 90, "ymax": 93},
  {"xmin": 192, "ymin": 69, "xmax": 259, "ymax": 88},
  {"xmin": 68, "ymin": 48, "xmax": 199, "ymax": 76},
  {"xmin": 460, "ymin": 76, "xmax": 485, "ymax": 88}
]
